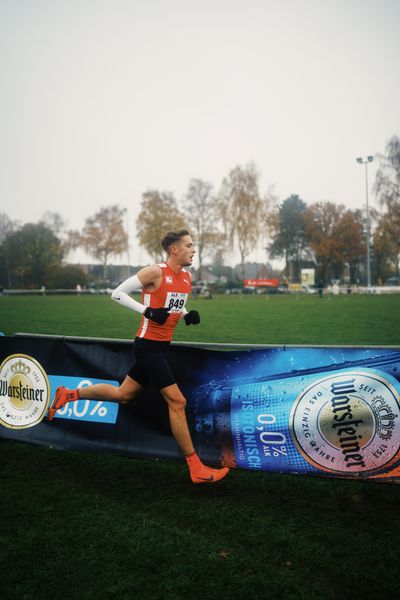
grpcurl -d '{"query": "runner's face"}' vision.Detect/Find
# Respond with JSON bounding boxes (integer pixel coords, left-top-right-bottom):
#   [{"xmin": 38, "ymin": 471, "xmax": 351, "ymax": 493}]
[{"xmin": 175, "ymin": 235, "xmax": 195, "ymax": 266}]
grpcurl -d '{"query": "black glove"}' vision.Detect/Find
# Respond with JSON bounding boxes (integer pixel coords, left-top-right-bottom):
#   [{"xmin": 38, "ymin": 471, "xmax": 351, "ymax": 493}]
[
  {"xmin": 144, "ymin": 307, "xmax": 169, "ymax": 325},
  {"xmin": 184, "ymin": 310, "xmax": 200, "ymax": 326}
]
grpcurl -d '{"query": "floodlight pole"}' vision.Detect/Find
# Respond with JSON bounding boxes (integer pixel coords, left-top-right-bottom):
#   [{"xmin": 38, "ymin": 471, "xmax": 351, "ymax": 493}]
[
  {"xmin": 356, "ymin": 155, "xmax": 374, "ymax": 287},
  {"xmin": 124, "ymin": 208, "xmax": 130, "ymax": 279}
]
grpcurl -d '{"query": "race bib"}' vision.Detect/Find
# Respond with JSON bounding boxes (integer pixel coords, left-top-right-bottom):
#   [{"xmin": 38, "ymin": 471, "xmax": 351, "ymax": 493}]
[{"xmin": 164, "ymin": 292, "xmax": 188, "ymax": 313}]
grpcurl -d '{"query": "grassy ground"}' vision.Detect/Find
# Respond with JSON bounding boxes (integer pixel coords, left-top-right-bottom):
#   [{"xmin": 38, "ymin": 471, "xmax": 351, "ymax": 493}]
[
  {"xmin": 2, "ymin": 293, "xmax": 400, "ymax": 599},
  {"xmin": 1, "ymin": 292, "xmax": 400, "ymax": 345},
  {"xmin": 2, "ymin": 440, "xmax": 400, "ymax": 600}
]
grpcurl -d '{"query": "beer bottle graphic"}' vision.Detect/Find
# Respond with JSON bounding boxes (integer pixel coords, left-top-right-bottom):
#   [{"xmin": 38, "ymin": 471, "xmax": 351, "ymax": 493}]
[{"xmin": 189, "ymin": 349, "xmax": 400, "ymax": 480}]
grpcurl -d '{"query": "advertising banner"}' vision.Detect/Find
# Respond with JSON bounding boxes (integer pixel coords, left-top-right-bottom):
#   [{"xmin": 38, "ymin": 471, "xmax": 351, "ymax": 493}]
[
  {"xmin": 244, "ymin": 279, "xmax": 279, "ymax": 288},
  {"xmin": 2, "ymin": 334, "xmax": 400, "ymax": 482},
  {"xmin": 301, "ymin": 268, "xmax": 315, "ymax": 286}
]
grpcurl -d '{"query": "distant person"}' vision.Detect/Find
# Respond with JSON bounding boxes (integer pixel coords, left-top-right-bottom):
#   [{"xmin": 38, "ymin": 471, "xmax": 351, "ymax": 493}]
[
  {"xmin": 76, "ymin": 283, "xmax": 82, "ymax": 296},
  {"xmin": 47, "ymin": 228, "xmax": 229, "ymax": 485},
  {"xmin": 318, "ymin": 280, "xmax": 324, "ymax": 298}
]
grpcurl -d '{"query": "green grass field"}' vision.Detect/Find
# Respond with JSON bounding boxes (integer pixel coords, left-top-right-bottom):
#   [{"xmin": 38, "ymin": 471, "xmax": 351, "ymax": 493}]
[
  {"xmin": 2, "ymin": 293, "xmax": 400, "ymax": 599},
  {"xmin": 1, "ymin": 292, "xmax": 400, "ymax": 344}
]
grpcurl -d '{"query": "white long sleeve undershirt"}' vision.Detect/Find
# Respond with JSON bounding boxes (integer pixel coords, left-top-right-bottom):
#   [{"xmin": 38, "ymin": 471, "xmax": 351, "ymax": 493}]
[
  {"xmin": 111, "ymin": 274, "xmax": 188, "ymax": 318},
  {"xmin": 111, "ymin": 275, "xmax": 146, "ymax": 313}
]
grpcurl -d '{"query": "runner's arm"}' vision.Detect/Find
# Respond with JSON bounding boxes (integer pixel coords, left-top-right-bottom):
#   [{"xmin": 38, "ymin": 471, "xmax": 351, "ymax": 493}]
[
  {"xmin": 111, "ymin": 275, "xmax": 146, "ymax": 313},
  {"xmin": 111, "ymin": 265, "xmax": 163, "ymax": 314}
]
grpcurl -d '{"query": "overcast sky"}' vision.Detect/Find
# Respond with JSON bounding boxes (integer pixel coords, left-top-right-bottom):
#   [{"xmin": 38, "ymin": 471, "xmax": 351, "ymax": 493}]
[{"xmin": 0, "ymin": 0, "xmax": 399, "ymax": 267}]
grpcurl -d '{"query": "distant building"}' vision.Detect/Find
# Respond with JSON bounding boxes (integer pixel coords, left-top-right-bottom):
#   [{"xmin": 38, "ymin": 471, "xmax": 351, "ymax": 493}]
[
  {"xmin": 68, "ymin": 263, "xmax": 145, "ymax": 287},
  {"xmin": 233, "ymin": 262, "xmax": 277, "ymax": 280}
]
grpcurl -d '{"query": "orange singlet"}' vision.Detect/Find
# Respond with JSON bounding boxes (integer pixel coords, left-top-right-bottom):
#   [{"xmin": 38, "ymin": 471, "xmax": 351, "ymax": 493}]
[{"xmin": 136, "ymin": 263, "xmax": 191, "ymax": 342}]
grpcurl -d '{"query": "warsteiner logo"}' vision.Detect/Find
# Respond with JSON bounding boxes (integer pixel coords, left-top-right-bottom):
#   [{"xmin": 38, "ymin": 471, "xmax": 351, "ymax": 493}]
[
  {"xmin": 0, "ymin": 354, "xmax": 50, "ymax": 429},
  {"xmin": 290, "ymin": 369, "xmax": 400, "ymax": 475}
]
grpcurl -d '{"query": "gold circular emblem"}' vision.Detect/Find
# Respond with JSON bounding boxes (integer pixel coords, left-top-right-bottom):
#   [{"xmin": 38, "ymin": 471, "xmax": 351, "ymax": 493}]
[
  {"xmin": 0, "ymin": 354, "xmax": 50, "ymax": 429},
  {"xmin": 290, "ymin": 369, "xmax": 400, "ymax": 475}
]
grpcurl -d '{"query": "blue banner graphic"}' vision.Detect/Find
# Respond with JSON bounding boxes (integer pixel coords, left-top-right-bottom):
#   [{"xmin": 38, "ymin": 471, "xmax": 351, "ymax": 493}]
[
  {"xmin": 47, "ymin": 376, "xmax": 119, "ymax": 424},
  {"xmin": 2, "ymin": 335, "xmax": 400, "ymax": 482}
]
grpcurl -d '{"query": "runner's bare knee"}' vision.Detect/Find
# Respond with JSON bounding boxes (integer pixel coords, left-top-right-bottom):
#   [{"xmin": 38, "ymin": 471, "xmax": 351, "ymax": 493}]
[
  {"xmin": 117, "ymin": 387, "xmax": 136, "ymax": 404},
  {"xmin": 116, "ymin": 376, "xmax": 142, "ymax": 404},
  {"xmin": 118, "ymin": 393, "xmax": 130, "ymax": 405}
]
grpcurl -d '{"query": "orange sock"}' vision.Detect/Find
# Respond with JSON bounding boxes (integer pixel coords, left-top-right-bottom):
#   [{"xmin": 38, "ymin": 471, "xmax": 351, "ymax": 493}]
[
  {"xmin": 185, "ymin": 452, "xmax": 230, "ymax": 484},
  {"xmin": 47, "ymin": 387, "xmax": 81, "ymax": 421},
  {"xmin": 185, "ymin": 451, "xmax": 203, "ymax": 472}
]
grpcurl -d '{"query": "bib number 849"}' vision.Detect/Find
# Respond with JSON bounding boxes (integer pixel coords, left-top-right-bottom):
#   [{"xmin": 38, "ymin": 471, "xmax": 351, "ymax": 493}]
[{"xmin": 165, "ymin": 292, "xmax": 187, "ymax": 313}]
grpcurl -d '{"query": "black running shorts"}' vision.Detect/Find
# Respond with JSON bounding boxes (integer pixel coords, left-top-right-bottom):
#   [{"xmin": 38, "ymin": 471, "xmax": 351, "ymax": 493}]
[{"xmin": 127, "ymin": 337, "xmax": 176, "ymax": 390}]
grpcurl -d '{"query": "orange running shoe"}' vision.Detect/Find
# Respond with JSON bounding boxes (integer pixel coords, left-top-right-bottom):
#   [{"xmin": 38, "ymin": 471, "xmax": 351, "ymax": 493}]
[
  {"xmin": 47, "ymin": 387, "xmax": 79, "ymax": 421},
  {"xmin": 191, "ymin": 466, "xmax": 230, "ymax": 484}
]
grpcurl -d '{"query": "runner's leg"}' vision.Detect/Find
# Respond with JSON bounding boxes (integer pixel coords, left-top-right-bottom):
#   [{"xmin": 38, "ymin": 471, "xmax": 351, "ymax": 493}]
[
  {"xmin": 47, "ymin": 375, "xmax": 143, "ymax": 420},
  {"xmin": 161, "ymin": 383, "xmax": 230, "ymax": 483},
  {"xmin": 160, "ymin": 383, "xmax": 194, "ymax": 456},
  {"xmin": 78, "ymin": 375, "xmax": 143, "ymax": 404}
]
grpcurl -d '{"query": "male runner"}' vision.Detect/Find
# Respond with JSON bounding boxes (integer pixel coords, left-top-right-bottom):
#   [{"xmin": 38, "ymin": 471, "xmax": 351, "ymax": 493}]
[{"xmin": 47, "ymin": 228, "xmax": 229, "ymax": 485}]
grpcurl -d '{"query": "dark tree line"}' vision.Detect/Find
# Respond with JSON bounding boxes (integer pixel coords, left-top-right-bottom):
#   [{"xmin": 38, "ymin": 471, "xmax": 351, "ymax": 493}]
[{"xmin": 0, "ymin": 220, "xmax": 87, "ymax": 290}]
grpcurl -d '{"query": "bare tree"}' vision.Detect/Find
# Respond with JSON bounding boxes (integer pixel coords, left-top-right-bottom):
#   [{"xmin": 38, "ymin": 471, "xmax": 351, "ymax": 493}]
[
  {"xmin": 182, "ymin": 178, "xmax": 224, "ymax": 280},
  {"xmin": 218, "ymin": 163, "xmax": 265, "ymax": 278},
  {"xmin": 0, "ymin": 212, "xmax": 18, "ymax": 287},
  {"xmin": 63, "ymin": 229, "xmax": 82, "ymax": 258},
  {"xmin": 40, "ymin": 211, "xmax": 66, "ymax": 236},
  {"xmin": 374, "ymin": 135, "xmax": 400, "ymax": 211},
  {"xmin": 373, "ymin": 135, "xmax": 400, "ymax": 276}
]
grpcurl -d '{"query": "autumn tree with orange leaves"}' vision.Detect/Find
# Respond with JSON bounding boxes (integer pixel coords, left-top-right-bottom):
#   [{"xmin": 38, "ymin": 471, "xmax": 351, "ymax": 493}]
[
  {"xmin": 136, "ymin": 191, "xmax": 186, "ymax": 263},
  {"xmin": 70, "ymin": 205, "xmax": 128, "ymax": 281},
  {"xmin": 304, "ymin": 203, "xmax": 365, "ymax": 284}
]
